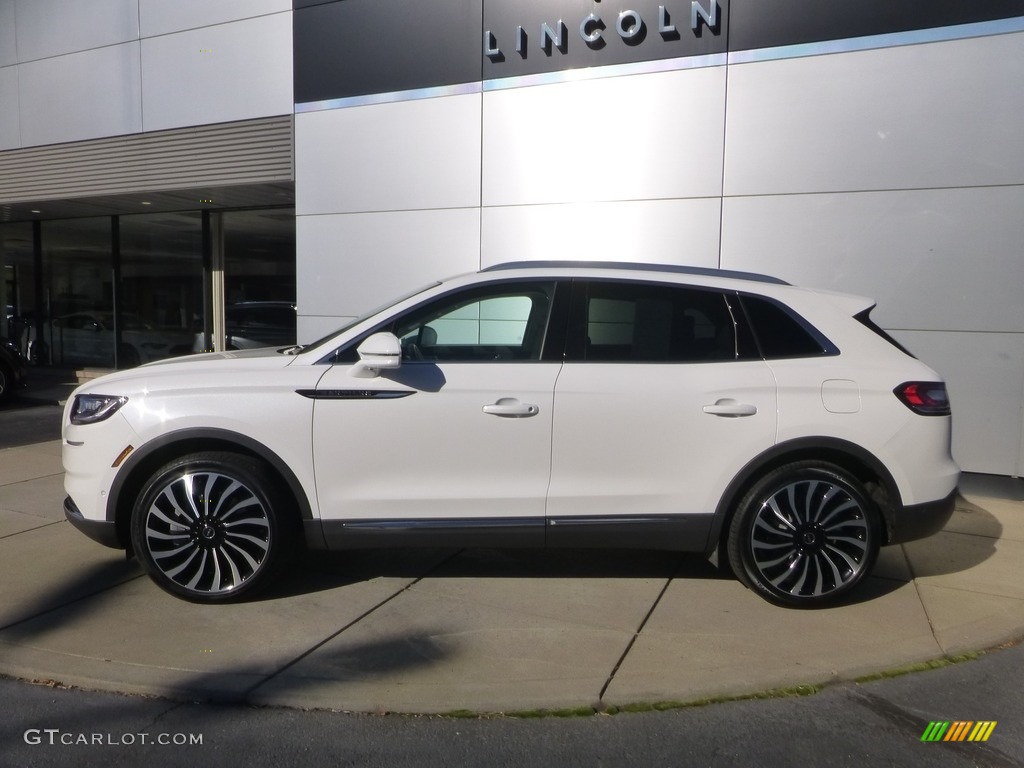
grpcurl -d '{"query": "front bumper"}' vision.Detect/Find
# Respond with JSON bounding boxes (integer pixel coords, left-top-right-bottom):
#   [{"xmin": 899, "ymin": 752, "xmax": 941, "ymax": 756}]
[
  {"xmin": 888, "ymin": 489, "xmax": 957, "ymax": 544},
  {"xmin": 64, "ymin": 496, "xmax": 123, "ymax": 549}
]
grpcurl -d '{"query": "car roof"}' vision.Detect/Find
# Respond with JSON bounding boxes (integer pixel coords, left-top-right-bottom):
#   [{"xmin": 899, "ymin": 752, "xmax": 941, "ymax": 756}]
[{"xmin": 481, "ymin": 261, "xmax": 790, "ymax": 285}]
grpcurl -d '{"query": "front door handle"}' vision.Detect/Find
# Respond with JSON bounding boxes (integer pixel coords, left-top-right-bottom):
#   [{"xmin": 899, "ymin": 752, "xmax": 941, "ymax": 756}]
[
  {"xmin": 483, "ymin": 398, "xmax": 539, "ymax": 418},
  {"xmin": 703, "ymin": 399, "xmax": 758, "ymax": 417}
]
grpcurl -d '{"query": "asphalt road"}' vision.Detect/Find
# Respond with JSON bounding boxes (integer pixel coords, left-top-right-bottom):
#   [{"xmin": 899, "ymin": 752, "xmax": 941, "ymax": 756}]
[{"xmin": 2, "ymin": 640, "xmax": 1023, "ymax": 768}]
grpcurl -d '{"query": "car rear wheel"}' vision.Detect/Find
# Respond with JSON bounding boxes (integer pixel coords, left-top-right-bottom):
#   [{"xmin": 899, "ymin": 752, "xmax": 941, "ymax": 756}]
[
  {"xmin": 727, "ymin": 461, "xmax": 880, "ymax": 607},
  {"xmin": 130, "ymin": 451, "xmax": 294, "ymax": 602},
  {"xmin": 0, "ymin": 364, "xmax": 8, "ymax": 402}
]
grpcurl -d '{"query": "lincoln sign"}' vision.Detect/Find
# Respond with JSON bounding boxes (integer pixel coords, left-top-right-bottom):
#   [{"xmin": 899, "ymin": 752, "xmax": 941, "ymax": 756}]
[{"xmin": 484, "ymin": 1, "xmax": 722, "ymax": 60}]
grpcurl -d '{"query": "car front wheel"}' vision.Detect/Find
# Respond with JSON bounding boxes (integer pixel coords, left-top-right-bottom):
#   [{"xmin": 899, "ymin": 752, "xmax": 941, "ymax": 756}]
[
  {"xmin": 726, "ymin": 461, "xmax": 880, "ymax": 607},
  {"xmin": 130, "ymin": 451, "xmax": 294, "ymax": 602}
]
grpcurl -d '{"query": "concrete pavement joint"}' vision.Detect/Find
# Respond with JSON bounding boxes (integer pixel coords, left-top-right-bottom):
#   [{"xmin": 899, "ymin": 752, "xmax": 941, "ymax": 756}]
[
  {"xmin": 0, "ymin": 519, "xmax": 64, "ymax": 540},
  {"xmin": 241, "ymin": 549, "xmax": 467, "ymax": 701},
  {"xmin": 0, "ymin": 571, "xmax": 147, "ymax": 634},
  {"xmin": 597, "ymin": 557, "xmax": 682, "ymax": 702},
  {"xmin": 903, "ymin": 543, "xmax": 945, "ymax": 656}
]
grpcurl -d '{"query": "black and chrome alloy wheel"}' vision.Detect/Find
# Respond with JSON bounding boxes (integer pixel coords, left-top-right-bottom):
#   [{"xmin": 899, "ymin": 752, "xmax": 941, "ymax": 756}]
[
  {"xmin": 131, "ymin": 452, "xmax": 291, "ymax": 602},
  {"xmin": 728, "ymin": 462, "xmax": 880, "ymax": 607}
]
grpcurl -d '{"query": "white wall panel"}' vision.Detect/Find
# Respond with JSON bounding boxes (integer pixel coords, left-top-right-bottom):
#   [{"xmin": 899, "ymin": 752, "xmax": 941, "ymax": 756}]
[
  {"xmin": 892, "ymin": 330, "xmax": 1024, "ymax": 477},
  {"xmin": 725, "ymin": 32, "xmax": 1024, "ymax": 196},
  {"xmin": 140, "ymin": 0, "xmax": 290, "ymax": 37},
  {"xmin": 141, "ymin": 14, "xmax": 292, "ymax": 132},
  {"xmin": 296, "ymin": 208, "xmax": 481, "ymax": 337},
  {"xmin": 0, "ymin": 1, "xmax": 16, "ymax": 67},
  {"xmin": 483, "ymin": 67, "xmax": 726, "ymax": 207},
  {"xmin": 481, "ymin": 199, "xmax": 722, "ymax": 268},
  {"xmin": 0, "ymin": 66, "xmax": 19, "ymax": 149},
  {"xmin": 14, "ymin": 0, "xmax": 139, "ymax": 61},
  {"xmin": 18, "ymin": 43, "xmax": 142, "ymax": 146},
  {"xmin": 721, "ymin": 186, "xmax": 1024, "ymax": 334},
  {"xmin": 295, "ymin": 95, "xmax": 482, "ymax": 216}
]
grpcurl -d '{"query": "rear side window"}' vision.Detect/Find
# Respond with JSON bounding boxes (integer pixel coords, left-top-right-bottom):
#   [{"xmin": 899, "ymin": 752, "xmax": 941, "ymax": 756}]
[
  {"xmin": 574, "ymin": 282, "xmax": 755, "ymax": 363},
  {"xmin": 740, "ymin": 295, "xmax": 837, "ymax": 358}
]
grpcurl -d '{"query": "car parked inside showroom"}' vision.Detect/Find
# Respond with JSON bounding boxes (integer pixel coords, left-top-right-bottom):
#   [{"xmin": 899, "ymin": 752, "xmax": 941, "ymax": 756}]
[
  {"xmin": 61, "ymin": 262, "xmax": 959, "ymax": 607},
  {"xmin": 191, "ymin": 301, "xmax": 296, "ymax": 353},
  {"xmin": 34, "ymin": 311, "xmax": 192, "ymax": 368},
  {"xmin": 0, "ymin": 336, "xmax": 28, "ymax": 403}
]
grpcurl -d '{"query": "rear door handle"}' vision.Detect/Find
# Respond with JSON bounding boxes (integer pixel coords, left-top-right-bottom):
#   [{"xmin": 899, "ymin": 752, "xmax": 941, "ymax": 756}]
[
  {"xmin": 483, "ymin": 398, "xmax": 539, "ymax": 418},
  {"xmin": 703, "ymin": 399, "xmax": 758, "ymax": 417}
]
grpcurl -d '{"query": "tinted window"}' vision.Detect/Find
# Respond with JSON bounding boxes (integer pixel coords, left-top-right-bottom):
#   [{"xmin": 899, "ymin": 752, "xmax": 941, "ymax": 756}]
[
  {"xmin": 740, "ymin": 295, "xmax": 835, "ymax": 358},
  {"xmin": 391, "ymin": 282, "xmax": 556, "ymax": 362},
  {"xmin": 578, "ymin": 282, "xmax": 746, "ymax": 363}
]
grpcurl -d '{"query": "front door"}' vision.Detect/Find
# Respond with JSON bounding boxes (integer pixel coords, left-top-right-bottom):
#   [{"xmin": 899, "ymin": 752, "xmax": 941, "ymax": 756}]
[{"xmin": 311, "ymin": 280, "xmax": 562, "ymax": 547}]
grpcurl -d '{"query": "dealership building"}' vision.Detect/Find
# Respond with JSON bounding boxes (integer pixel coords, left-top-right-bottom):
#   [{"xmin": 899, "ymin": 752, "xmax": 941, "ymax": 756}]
[{"xmin": 1, "ymin": 0, "xmax": 1022, "ymax": 477}]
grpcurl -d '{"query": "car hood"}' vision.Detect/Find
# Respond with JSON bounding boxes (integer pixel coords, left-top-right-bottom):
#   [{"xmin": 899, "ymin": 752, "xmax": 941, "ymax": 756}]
[
  {"xmin": 148, "ymin": 347, "xmax": 293, "ymax": 365},
  {"xmin": 69, "ymin": 347, "xmax": 303, "ymax": 397}
]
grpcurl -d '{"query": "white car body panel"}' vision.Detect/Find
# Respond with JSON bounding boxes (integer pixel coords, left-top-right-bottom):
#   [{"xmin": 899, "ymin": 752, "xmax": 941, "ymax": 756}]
[
  {"xmin": 547, "ymin": 360, "xmax": 778, "ymax": 519},
  {"xmin": 312, "ymin": 361, "xmax": 560, "ymax": 521}
]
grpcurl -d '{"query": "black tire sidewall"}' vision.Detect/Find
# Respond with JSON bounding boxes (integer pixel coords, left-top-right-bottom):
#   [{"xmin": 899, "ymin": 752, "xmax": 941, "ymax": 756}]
[
  {"xmin": 130, "ymin": 451, "xmax": 292, "ymax": 603},
  {"xmin": 727, "ymin": 461, "xmax": 880, "ymax": 608}
]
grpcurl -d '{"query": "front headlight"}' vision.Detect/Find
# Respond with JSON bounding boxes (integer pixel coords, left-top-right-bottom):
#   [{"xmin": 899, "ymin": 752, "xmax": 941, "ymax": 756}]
[{"xmin": 70, "ymin": 394, "xmax": 128, "ymax": 425}]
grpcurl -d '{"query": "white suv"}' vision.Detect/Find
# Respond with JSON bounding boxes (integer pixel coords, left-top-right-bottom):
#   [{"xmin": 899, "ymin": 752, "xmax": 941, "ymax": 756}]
[{"xmin": 62, "ymin": 262, "xmax": 959, "ymax": 607}]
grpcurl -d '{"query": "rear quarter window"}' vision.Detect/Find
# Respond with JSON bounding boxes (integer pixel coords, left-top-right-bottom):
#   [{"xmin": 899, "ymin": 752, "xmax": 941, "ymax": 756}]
[{"xmin": 740, "ymin": 295, "xmax": 838, "ymax": 358}]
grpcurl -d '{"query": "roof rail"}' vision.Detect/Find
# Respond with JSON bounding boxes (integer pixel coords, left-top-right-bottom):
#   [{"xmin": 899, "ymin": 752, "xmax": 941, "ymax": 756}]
[{"xmin": 481, "ymin": 261, "xmax": 789, "ymax": 285}]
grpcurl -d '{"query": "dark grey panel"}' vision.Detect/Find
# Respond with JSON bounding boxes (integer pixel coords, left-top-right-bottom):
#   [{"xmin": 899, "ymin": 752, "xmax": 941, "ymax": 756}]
[
  {"xmin": 320, "ymin": 518, "xmax": 545, "ymax": 549},
  {"xmin": 545, "ymin": 515, "xmax": 713, "ymax": 552},
  {"xmin": 293, "ymin": 0, "xmax": 483, "ymax": 103},
  {"xmin": 293, "ymin": 0, "xmax": 1024, "ymax": 104},
  {"xmin": 729, "ymin": 0, "xmax": 1024, "ymax": 51},
  {"xmin": 482, "ymin": 0, "xmax": 728, "ymax": 79},
  {"xmin": 316, "ymin": 515, "xmax": 714, "ymax": 552}
]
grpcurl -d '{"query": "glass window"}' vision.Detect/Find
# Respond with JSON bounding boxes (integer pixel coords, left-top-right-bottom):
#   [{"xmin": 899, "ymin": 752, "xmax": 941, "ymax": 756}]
[
  {"xmin": 223, "ymin": 210, "xmax": 296, "ymax": 349},
  {"xmin": 391, "ymin": 282, "xmax": 556, "ymax": 362},
  {"xmin": 581, "ymin": 282, "xmax": 744, "ymax": 363},
  {"xmin": 38, "ymin": 218, "xmax": 114, "ymax": 367},
  {"xmin": 740, "ymin": 295, "xmax": 836, "ymax": 358},
  {"xmin": 120, "ymin": 212, "xmax": 203, "ymax": 366},
  {"xmin": 0, "ymin": 223, "xmax": 35, "ymax": 355}
]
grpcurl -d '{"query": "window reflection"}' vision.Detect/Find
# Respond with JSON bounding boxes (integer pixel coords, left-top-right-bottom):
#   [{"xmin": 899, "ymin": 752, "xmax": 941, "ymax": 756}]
[
  {"xmin": 121, "ymin": 212, "xmax": 202, "ymax": 364},
  {"xmin": 5, "ymin": 207, "xmax": 296, "ymax": 368},
  {"xmin": 37, "ymin": 218, "xmax": 115, "ymax": 367}
]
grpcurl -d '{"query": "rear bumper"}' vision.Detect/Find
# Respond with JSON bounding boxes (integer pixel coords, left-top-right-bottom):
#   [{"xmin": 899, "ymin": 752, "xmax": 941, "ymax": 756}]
[
  {"xmin": 888, "ymin": 489, "xmax": 957, "ymax": 544},
  {"xmin": 64, "ymin": 496, "xmax": 123, "ymax": 549}
]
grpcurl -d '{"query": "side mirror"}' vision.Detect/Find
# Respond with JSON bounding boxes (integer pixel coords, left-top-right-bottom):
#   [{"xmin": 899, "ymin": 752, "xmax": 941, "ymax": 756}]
[{"xmin": 350, "ymin": 332, "xmax": 402, "ymax": 378}]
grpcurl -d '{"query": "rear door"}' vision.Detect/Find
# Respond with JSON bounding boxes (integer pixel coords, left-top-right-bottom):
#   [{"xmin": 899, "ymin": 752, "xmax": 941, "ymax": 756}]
[{"xmin": 546, "ymin": 279, "xmax": 778, "ymax": 549}]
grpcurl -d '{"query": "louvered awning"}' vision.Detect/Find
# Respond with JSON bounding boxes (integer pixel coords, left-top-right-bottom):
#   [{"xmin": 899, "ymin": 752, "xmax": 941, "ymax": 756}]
[{"xmin": 0, "ymin": 115, "xmax": 294, "ymax": 221}]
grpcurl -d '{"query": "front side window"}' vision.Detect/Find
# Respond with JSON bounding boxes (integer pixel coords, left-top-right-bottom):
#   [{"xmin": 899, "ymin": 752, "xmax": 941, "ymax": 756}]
[
  {"xmin": 391, "ymin": 281, "xmax": 557, "ymax": 362},
  {"xmin": 574, "ymin": 281, "xmax": 753, "ymax": 363}
]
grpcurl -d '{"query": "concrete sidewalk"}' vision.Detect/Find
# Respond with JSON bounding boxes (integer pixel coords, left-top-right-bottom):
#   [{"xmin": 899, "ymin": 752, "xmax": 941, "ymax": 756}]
[{"xmin": 0, "ymin": 439, "xmax": 1022, "ymax": 714}]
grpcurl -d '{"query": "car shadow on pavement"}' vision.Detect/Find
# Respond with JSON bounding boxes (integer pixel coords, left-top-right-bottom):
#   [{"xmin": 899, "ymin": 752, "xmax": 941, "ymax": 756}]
[
  {"xmin": 261, "ymin": 547, "xmax": 731, "ymax": 603},
  {"xmin": 0, "ymin": 557, "xmax": 144, "ymax": 641}
]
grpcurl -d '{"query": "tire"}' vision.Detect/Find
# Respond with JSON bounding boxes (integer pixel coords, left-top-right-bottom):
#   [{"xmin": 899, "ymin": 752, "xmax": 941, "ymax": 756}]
[
  {"xmin": 130, "ymin": 451, "xmax": 295, "ymax": 603},
  {"xmin": 726, "ymin": 461, "xmax": 880, "ymax": 607},
  {"xmin": 0, "ymin": 364, "xmax": 8, "ymax": 403}
]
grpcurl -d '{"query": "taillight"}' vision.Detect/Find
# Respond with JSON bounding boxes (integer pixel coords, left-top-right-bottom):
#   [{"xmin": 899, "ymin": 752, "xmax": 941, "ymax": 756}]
[{"xmin": 894, "ymin": 382, "xmax": 950, "ymax": 416}]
